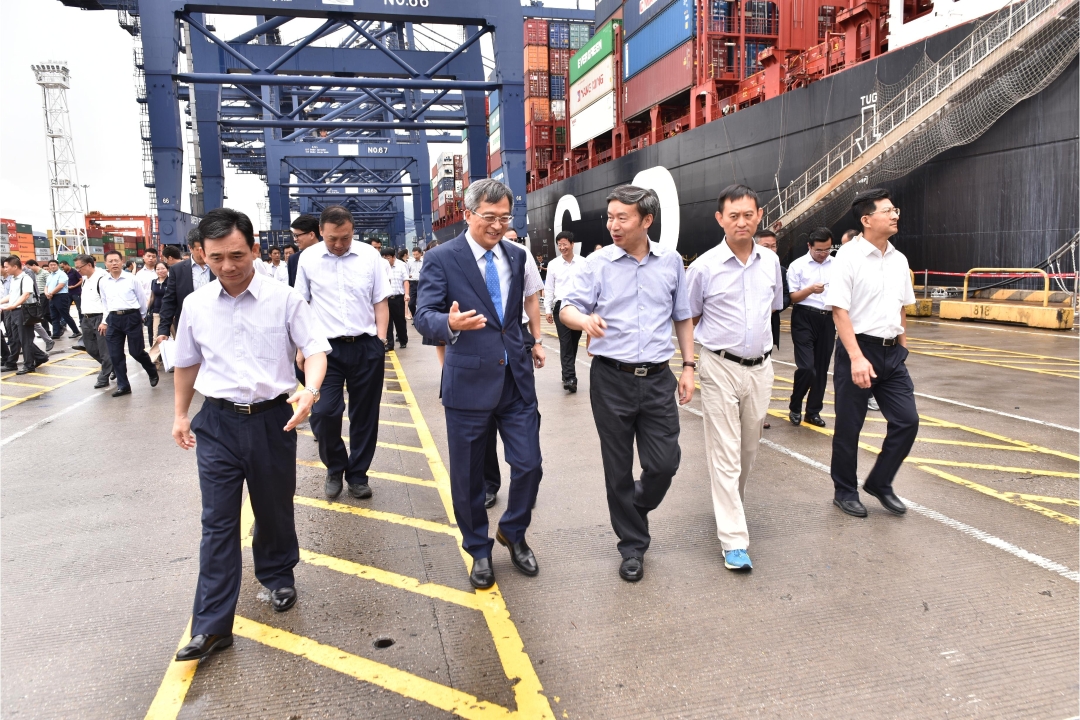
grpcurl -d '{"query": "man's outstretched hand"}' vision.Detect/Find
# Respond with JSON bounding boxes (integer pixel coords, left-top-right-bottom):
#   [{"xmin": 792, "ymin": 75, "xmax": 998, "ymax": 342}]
[{"xmin": 448, "ymin": 301, "xmax": 487, "ymax": 332}]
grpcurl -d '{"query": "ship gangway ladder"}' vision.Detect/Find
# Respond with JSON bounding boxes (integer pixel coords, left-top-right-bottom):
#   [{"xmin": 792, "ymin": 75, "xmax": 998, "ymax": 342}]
[{"xmin": 765, "ymin": 0, "xmax": 1080, "ymax": 237}]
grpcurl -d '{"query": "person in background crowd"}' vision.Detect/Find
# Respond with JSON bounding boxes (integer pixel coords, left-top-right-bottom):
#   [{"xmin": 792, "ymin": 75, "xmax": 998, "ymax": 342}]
[
  {"xmin": 544, "ymin": 231, "xmax": 583, "ymax": 394},
  {"xmin": 74, "ymin": 254, "xmax": 114, "ymax": 388},
  {"xmin": 149, "ymin": 261, "xmax": 169, "ymax": 352},
  {"xmin": 24, "ymin": 260, "xmax": 52, "ymax": 345},
  {"xmin": 45, "ymin": 259, "xmax": 80, "ymax": 340},
  {"xmin": 296, "ymin": 205, "xmax": 391, "ymax": 501},
  {"xmin": 536, "ymin": 253, "xmax": 547, "ymax": 283},
  {"xmin": 787, "ymin": 227, "xmax": 836, "ymax": 428},
  {"xmin": 123, "ymin": 260, "xmax": 136, "ymax": 274},
  {"xmin": 137, "ymin": 248, "xmax": 159, "ymax": 345},
  {"xmin": 382, "ymin": 245, "xmax": 409, "ymax": 351},
  {"xmin": 406, "ymin": 247, "xmax": 423, "ymax": 320},
  {"xmin": 182, "ymin": 252, "xmax": 191, "ymax": 261},
  {"xmin": 283, "ymin": 243, "xmax": 296, "ymax": 260},
  {"xmin": 369, "ymin": 238, "xmax": 382, "ymax": 253},
  {"xmin": 61, "ymin": 260, "xmax": 83, "ymax": 324},
  {"xmin": 1, "ymin": 263, "xmax": 17, "ymax": 370},
  {"xmin": 288, "ymin": 215, "xmax": 320, "ymax": 287},
  {"xmin": 157, "ymin": 229, "xmax": 215, "ymax": 345},
  {"xmin": 162, "ymin": 245, "xmax": 183, "ymax": 266},
  {"xmin": 560, "ymin": 185, "xmax": 696, "ymax": 584},
  {"xmin": 267, "ymin": 246, "xmax": 289, "ymax": 284},
  {"xmin": 687, "ymin": 184, "xmax": 784, "ymax": 573},
  {"xmin": 170, "ymin": 207, "xmax": 329, "ymax": 663},
  {"xmin": 755, "ymin": 229, "xmax": 790, "ymax": 429},
  {"xmin": 1, "ymin": 256, "xmax": 50, "ymax": 374},
  {"xmin": 827, "ymin": 188, "xmax": 918, "ymax": 519},
  {"xmin": 99, "ymin": 249, "xmax": 158, "ymax": 397}
]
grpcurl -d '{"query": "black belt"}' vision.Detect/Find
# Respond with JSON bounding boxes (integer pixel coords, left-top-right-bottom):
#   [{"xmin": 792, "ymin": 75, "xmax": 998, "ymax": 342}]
[
  {"xmin": 110, "ymin": 308, "xmax": 138, "ymax": 316},
  {"xmin": 856, "ymin": 333, "xmax": 900, "ymax": 347},
  {"xmin": 205, "ymin": 394, "xmax": 289, "ymax": 415},
  {"xmin": 596, "ymin": 356, "xmax": 668, "ymax": 377},
  {"xmin": 330, "ymin": 335, "xmax": 372, "ymax": 343},
  {"xmin": 794, "ymin": 304, "xmax": 831, "ymax": 316},
  {"xmin": 706, "ymin": 347, "xmax": 772, "ymax": 366}
]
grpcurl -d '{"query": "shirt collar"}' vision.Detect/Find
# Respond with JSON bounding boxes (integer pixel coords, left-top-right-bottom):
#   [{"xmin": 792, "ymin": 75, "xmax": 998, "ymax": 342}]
[
  {"xmin": 856, "ymin": 236, "xmax": 895, "ymax": 257},
  {"xmin": 215, "ymin": 268, "xmax": 262, "ymax": 300},
  {"xmin": 318, "ymin": 240, "xmax": 360, "ymax": 258},
  {"xmin": 465, "ymin": 231, "xmax": 501, "ymax": 262},
  {"xmin": 608, "ymin": 240, "xmax": 660, "ymax": 263},
  {"xmin": 719, "ymin": 239, "xmax": 764, "ymax": 266}
]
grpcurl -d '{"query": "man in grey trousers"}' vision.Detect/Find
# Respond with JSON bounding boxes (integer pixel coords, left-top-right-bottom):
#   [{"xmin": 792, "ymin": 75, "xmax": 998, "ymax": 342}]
[{"xmin": 74, "ymin": 255, "xmax": 114, "ymax": 389}]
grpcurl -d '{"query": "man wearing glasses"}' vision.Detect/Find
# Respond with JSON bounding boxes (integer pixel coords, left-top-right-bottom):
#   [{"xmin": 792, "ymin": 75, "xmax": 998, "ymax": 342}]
[
  {"xmin": 287, "ymin": 214, "xmax": 320, "ymax": 287},
  {"xmin": 414, "ymin": 179, "xmax": 545, "ymax": 590},
  {"xmin": 826, "ymin": 188, "xmax": 918, "ymax": 519},
  {"xmin": 786, "ymin": 227, "xmax": 836, "ymax": 428}
]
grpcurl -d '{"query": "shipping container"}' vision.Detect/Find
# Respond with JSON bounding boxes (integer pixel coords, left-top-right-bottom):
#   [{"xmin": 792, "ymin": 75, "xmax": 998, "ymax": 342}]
[
  {"xmin": 487, "ymin": 151, "xmax": 502, "ymax": 176},
  {"xmin": 1, "ymin": 219, "xmax": 15, "ymax": 237},
  {"xmin": 570, "ymin": 90, "xmax": 616, "ymax": 148},
  {"xmin": 438, "ymin": 190, "xmax": 456, "ymax": 206},
  {"xmin": 525, "ymin": 45, "xmax": 550, "ymax": 72},
  {"xmin": 623, "ymin": 0, "xmax": 676, "ymax": 38},
  {"xmin": 16, "ymin": 233, "xmax": 33, "ymax": 252},
  {"xmin": 525, "ymin": 147, "xmax": 554, "ymax": 173},
  {"xmin": 489, "ymin": 105, "xmax": 501, "ymax": 133},
  {"xmin": 623, "ymin": 0, "xmax": 695, "ymax": 80},
  {"xmin": 489, "ymin": 127, "xmax": 502, "ymax": 153},
  {"xmin": 555, "ymin": 125, "xmax": 567, "ymax": 145},
  {"xmin": 551, "ymin": 99, "xmax": 567, "ymax": 121},
  {"xmin": 525, "ymin": 97, "xmax": 551, "ymax": 122},
  {"xmin": 526, "ymin": 122, "xmax": 555, "ymax": 148},
  {"xmin": 595, "ymin": 0, "xmax": 623, "ymax": 25},
  {"xmin": 569, "ymin": 54, "xmax": 616, "ymax": 117},
  {"xmin": 569, "ymin": 22, "xmax": 594, "ymax": 50},
  {"xmin": 488, "ymin": 88, "xmax": 500, "ymax": 110},
  {"xmin": 525, "ymin": 18, "xmax": 549, "ymax": 46},
  {"xmin": 15, "ymin": 223, "xmax": 32, "ymax": 235},
  {"xmin": 570, "ymin": 19, "xmax": 620, "ymax": 85},
  {"xmin": 549, "ymin": 21, "xmax": 570, "ymax": 49},
  {"xmin": 436, "ymin": 177, "xmax": 455, "ymax": 193},
  {"xmin": 33, "ymin": 233, "xmax": 50, "ymax": 248},
  {"xmin": 525, "ymin": 70, "xmax": 550, "ymax": 98},
  {"xmin": 549, "ymin": 48, "xmax": 571, "ymax": 75},
  {"xmin": 550, "ymin": 74, "xmax": 567, "ymax": 100},
  {"xmin": 622, "ymin": 39, "xmax": 694, "ymax": 119}
]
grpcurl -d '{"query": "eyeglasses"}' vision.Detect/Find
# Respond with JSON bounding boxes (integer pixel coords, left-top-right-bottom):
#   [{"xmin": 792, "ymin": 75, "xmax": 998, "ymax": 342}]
[
  {"xmin": 869, "ymin": 206, "xmax": 900, "ymax": 217},
  {"xmin": 290, "ymin": 231, "xmax": 311, "ymax": 239},
  {"xmin": 475, "ymin": 214, "xmax": 513, "ymax": 226}
]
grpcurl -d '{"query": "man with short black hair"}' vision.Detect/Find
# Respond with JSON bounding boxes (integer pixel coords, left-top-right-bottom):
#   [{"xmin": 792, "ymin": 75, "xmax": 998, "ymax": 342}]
[
  {"xmin": 296, "ymin": 205, "xmax": 391, "ymax": 501},
  {"xmin": 406, "ymin": 247, "xmax": 423, "ymax": 318},
  {"xmin": 156, "ymin": 229, "xmax": 216, "ymax": 344},
  {"xmin": 171, "ymin": 207, "xmax": 329, "ymax": 662},
  {"xmin": 382, "ymin": 245, "xmax": 409, "ymax": 350},
  {"xmin": 161, "ymin": 245, "xmax": 183, "ymax": 266},
  {"xmin": 267, "ymin": 246, "xmax": 289, "ymax": 284},
  {"xmin": 288, "ymin": 215, "xmax": 320, "ymax": 287},
  {"xmin": 787, "ymin": 227, "xmax": 836, "ymax": 428},
  {"xmin": 544, "ymin": 230, "xmax": 583, "ymax": 393},
  {"xmin": 75, "ymin": 254, "xmax": 113, "ymax": 388},
  {"xmin": 826, "ymin": 188, "xmax": 918, "ymax": 518},
  {"xmin": 137, "ymin": 249, "xmax": 159, "ymax": 345},
  {"xmin": 0, "ymin": 256, "xmax": 50, "ymax": 374},
  {"xmin": 560, "ymin": 185, "xmax": 696, "ymax": 583},
  {"xmin": 840, "ymin": 228, "xmax": 859, "ymax": 245},
  {"xmin": 61, "ymin": 260, "xmax": 83, "ymax": 325},
  {"xmin": 99, "ymin": 249, "xmax": 159, "ymax": 397},
  {"xmin": 45, "ymin": 259, "xmax": 80, "ymax": 339}
]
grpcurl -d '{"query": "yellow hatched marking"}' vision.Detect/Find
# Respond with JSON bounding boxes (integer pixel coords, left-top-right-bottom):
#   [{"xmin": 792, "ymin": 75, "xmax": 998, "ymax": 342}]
[
  {"xmin": 293, "ymin": 495, "xmax": 458, "ymax": 537},
  {"xmin": 904, "ymin": 458, "xmax": 1078, "ymax": 479},
  {"xmin": 296, "ymin": 459, "xmax": 436, "ymax": 488},
  {"xmin": 905, "ymin": 337, "xmax": 1079, "ymax": 379},
  {"xmin": 378, "ymin": 441, "xmax": 427, "ymax": 454},
  {"xmin": 383, "ymin": 388, "xmax": 406, "ymax": 394},
  {"xmin": 1, "ymin": 350, "xmax": 97, "ymax": 410},
  {"xmin": 2, "ymin": 381, "xmax": 55, "ymax": 389},
  {"xmin": 380, "ymin": 420, "xmax": 417, "ymax": 428},
  {"xmin": 381, "ymin": 402, "xmax": 409, "ymax": 409}
]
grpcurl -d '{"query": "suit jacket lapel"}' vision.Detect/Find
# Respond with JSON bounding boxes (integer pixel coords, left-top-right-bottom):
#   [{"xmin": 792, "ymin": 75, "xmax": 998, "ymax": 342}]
[
  {"xmin": 500, "ymin": 240, "xmax": 522, "ymax": 323},
  {"xmin": 452, "ymin": 234, "xmax": 502, "ymax": 327}
]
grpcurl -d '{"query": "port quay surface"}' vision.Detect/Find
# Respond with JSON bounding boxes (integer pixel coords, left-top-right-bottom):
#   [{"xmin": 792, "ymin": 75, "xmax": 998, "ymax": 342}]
[{"xmin": 1, "ymin": 315, "xmax": 1077, "ymax": 719}]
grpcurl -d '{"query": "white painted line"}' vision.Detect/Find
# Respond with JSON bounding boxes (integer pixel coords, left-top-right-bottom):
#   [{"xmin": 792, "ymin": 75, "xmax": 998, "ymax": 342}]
[
  {"xmin": 1, "ymin": 392, "xmax": 101, "ymax": 447},
  {"xmin": 771, "ymin": 358, "xmax": 1079, "ymax": 433}
]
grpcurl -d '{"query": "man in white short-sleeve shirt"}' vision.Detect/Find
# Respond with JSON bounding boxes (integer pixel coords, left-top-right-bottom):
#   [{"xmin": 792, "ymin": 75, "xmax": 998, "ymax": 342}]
[
  {"xmin": 786, "ymin": 227, "xmax": 836, "ymax": 427},
  {"xmin": 825, "ymin": 188, "xmax": 918, "ymax": 519}
]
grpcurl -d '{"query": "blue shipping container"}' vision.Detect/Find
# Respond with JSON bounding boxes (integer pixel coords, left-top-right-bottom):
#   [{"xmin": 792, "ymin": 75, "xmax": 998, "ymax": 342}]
[
  {"xmin": 594, "ymin": 0, "xmax": 623, "ymax": 25},
  {"xmin": 623, "ymin": 0, "xmax": 695, "ymax": 80},
  {"xmin": 549, "ymin": 75, "xmax": 566, "ymax": 100},
  {"xmin": 549, "ymin": 21, "xmax": 570, "ymax": 49},
  {"xmin": 488, "ymin": 88, "xmax": 500, "ymax": 110},
  {"xmin": 623, "ymin": 0, "xmax": 677, "ymax": 38}
]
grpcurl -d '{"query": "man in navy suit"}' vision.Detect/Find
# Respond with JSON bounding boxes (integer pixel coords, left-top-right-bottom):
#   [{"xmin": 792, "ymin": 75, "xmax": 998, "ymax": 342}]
[{"xmin": 414, "ymin": 179, "xmax": 546, "ymax": 589}]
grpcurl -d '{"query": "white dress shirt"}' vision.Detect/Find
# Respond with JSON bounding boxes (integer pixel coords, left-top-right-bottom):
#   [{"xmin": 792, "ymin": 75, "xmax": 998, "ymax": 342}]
[
  {"xmin": 101, "ymin": 271, "xmax": 149, "ymax": 318},
  {"xmin": 406, "ymin": 257, "xmax": 422, "ymax": 282},
  {"xmin": 386, "ymin": 261, "xmax": 409, "ymax": 296},
  {"xmin": 191, "ymin": 260, "xmax": 212, "ymax": 290},
  {"xmin": 687, "ymin": 240, "xmax": 785, "ymax": 358},
  {"xmin": 267, "ymin": 261, "xmax": 289, "ymax": 284},
  {"xmin": 825, "ymin": 235, "xmax": 916, "ymax": 338},
  {"xmin": 520, "ymin": 253, "xmax": 544, "ymax": 325},
  {"xmin": 136, "ymin": 266, "xmax": 157, "ymax": 296},
  {"xmin": 465, "ymin": 232, "xmax": 512, "ymax": 319},
  {"xmin": 787, "ymin": 252, "xmax": 834, "ymax": 311},
  {"xmin": 295, "ymin": 240, "xmax": 393, "ymax": 338},
  {"xmin": 543, "ymin": 254, "xmax": 581, "ymax": 313},
  {"xmin": 174, "ymin": 272, "xmax": 331, "ymax": 404},
  {"xmin": 81, "ymin": 268, "xmax": 109, "ymax": 315}
]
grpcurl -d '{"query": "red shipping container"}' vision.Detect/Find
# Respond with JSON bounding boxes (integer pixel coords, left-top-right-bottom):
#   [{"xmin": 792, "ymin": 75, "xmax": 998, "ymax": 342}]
[
  {"xmin": 487, "ymin": 151, "xmax": 502, "ymax": 176},
  {"xmin": 549, "ymin": 48, "xmax": 570, "ymax": 75},
  {"xmin": 525, "ymin": 18, "xmax": 549, "ymax": 46},
  {"xmin": 526, "ymin": 122, "xmax": 554, "ymax": 148},
  {"xmin": 622, "ymin": 40, "xmax": 694, "ymax": 120},
  {"xmin": 524, "ymin": 45, "xmax": 549, "ymax": 72},
  {"xmin": 525, "ymin": 147, "xmax": 554, "ymax": 173},
  {"xmin": 524, "ymin": 97, "xmax": 551, "ymax": 122},
  {"xmin": 525, "ymin": 71, "xmax": 550, "ymax": 98}
]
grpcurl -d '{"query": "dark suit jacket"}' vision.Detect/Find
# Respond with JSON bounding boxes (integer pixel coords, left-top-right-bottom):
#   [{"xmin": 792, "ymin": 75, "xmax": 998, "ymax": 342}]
[
  {"xmin": 287, "ymin": 251, "xmax": 300, "ymax": 287},
  {"xmin": 158, "ymin": 259, "xmax": 215, "ymax": 337},
  {"xmin": 414, "ymin": 233, "xmax": 536, "ymax": 412}
]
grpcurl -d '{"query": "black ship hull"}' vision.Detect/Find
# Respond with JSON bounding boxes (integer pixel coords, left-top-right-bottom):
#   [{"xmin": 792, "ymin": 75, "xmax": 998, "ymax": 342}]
[{"xmin": 524, "ymin": 21, "xmax": 1079, "ymax": 272}]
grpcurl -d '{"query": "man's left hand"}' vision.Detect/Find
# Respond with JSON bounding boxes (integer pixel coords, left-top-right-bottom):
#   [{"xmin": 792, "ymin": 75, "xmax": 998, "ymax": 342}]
[
  {"xmin": 284, "ymin": 389, "xmax": 316, "ymax": 432},
  {"xmin": 678, "ymin": 368, "xmax": 695, "ymax": 405},
  {"xmin": 531, "ymin": 342, "xmax": 546, "ymax": 369}
]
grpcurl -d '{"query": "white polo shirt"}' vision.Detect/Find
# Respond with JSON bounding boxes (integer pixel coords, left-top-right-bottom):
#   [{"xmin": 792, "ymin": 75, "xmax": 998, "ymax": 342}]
[
  {"xmin": 825, "ymin": 235, "xmax": 916, "ymax": 338},
  {"xmin": 787, "ymin": 252, "xmax": 834, "ymax": 311}
]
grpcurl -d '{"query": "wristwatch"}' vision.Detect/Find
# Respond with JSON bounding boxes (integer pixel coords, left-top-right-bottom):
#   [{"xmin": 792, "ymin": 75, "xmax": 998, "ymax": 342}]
[
  {"xmin": 683, "ymin": 361, "xmax": 697, "ymax": 369},
  {"xmin": 533, "ymin": 339, "xmax": 543, "ymax": 348},
  {"xmin": 306, "ymin": 386, "xmax": 321, "ymax": 401}
]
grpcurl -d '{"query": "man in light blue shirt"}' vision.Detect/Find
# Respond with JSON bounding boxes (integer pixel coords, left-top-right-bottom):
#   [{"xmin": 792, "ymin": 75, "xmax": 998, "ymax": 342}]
[
  {"xmin": 560, "ymin": 185, "xmax": 696, "ymax": 583},
  {"xmin": 45, "ymin": 259, "xmax": 80, "ymax": 339}
]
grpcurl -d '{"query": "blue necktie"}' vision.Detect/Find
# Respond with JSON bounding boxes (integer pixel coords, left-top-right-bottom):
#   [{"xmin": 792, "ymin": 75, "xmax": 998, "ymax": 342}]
[{"xmin": 484, "ymin": 250, "xmax": 503, "ymax": 324}]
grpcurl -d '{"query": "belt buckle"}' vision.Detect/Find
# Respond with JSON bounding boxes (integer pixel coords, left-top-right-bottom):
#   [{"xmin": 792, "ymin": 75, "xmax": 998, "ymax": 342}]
[
  {"xmin": 234, "ymin": 403, "xmax": 253, "ymax": 415},
  {"xmin": 883, "ymin": 337, "xmax": 897, "ymax": 347},
  {"xmin": 634, "ymin": 366, "xmax": 648, "ymax": 377}
]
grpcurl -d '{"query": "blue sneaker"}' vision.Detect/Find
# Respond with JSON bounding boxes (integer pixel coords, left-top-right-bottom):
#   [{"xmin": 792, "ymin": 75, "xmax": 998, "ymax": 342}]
[{"xmin": 724, "ymin": 549, "xmax": 753, "ymax": 571}]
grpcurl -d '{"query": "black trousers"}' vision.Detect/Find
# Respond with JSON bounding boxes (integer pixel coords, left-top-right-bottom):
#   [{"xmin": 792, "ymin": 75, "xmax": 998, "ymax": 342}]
[
  {"xmin": 590, "ymin": 360, "xmax": 681, "ymax": 559},
  {"xmin": 386, "ymin": 295, "xmax": 408, "ymax": 350},
  {"xmin": 310, "ymin": 335, "xmax": 385, "ymax": 485},
  {"xmin": 190, "ymin": 400, "xmax": 299, "ymax": 636},
  {"xmin": 830, "ymin": 339, "xmax": 919, "ymax": 501},
  {"xmin": 552, "ymin": 300, "xmax": 582, "ymax": 384},
  {"xmin": 13, "ymin": 307, "xmax": 49, "ymax": 370},
  {"xmin": 50, "ymin": 294, "xmax": 79, "ymax": 337},
  {"xmin": 408, "ymin": 279, "xmax": 419, "ymax": 318},
  {"xmin": 105, "ymin": 311, "xmax": 157, "ymax": 391},
  {"xmin": 789, "ymin": 305, "xmax": 835, "ymax": 415}
]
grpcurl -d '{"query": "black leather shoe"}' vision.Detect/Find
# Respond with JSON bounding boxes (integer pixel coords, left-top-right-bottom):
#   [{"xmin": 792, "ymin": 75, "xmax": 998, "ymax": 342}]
[
  {"xmin": 805, "ymin": 413, "xmax": 826, "ymax": 427},
  {"xmin": 72, "ymin": 344, "xmax": 86, "ymax": 351},
  {"xmin": 496, "ymin": 529, "xmax": 539, "ymax": 576},
  {"xmin": 175, "ymin": 633, "xmax": 233, "ymax": 661},
  {"xmin": 110, "ymin": 372, "xmax": 115, "ymax": 380},
  {"xmin": 469, "ymin": 557, "xmax": 495, "ymax": 589},
  {"xmin": 864, "ymin": 487, "xmax": 907, "ymax": 515},
  {"xmin": 833, "ymin": 498, "xmax": 868, "ymax": 518},
  {"xmin": 16, "ymin": 367, "xmax": 33, "ymax": 375},
  {"xmin": 149, "ymin": 373, "xmax": 160, "ymax": 388},
  {"xmin": 112, "ymin": 387, "xmax": 132, "ymax": 397},
  {"xmin": 484, "ymin": 492, "xmax": 497, "ymax": 509},
  {"xmin": 347, "ymin": 482, "xmax": 372, "ymax": 499},
  {"xmin": 619, "ymin": 556, "xmax": 644, "ymax": 582},
  {"xmin": 325, "ymin": 471, "xmax": 343, "ymax": 498},
  {"xmin": 270, "ymin": 586, "xmax": 297, "ymax": 612},
  {"xmin": 1, "ymin": 364, "xmax": 18, "ymax": 372},
  {"xmin": 789, "ymin": 411, "xmax": 802, "ymax": 426},
  {"xmin": 567, "ymin": 379, "xmax": 577, "ymax": 394},
  {"xmin": 69, "ymin": 332, "xmax": 81, "ymax": 339},
  {"xmin": 94, "ymin": 380, "xmax": 109, "ymax": 389}
]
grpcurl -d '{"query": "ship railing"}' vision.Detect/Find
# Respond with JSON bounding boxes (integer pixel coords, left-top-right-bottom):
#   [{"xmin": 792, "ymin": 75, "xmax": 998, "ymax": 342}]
[{"xmin": 764, "ymin": 0, "xmax": 1061, "ymax": 226}]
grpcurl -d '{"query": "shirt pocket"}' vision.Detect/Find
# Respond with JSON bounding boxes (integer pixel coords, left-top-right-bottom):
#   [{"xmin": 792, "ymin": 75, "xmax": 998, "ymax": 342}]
[{"xmin": 254, "ymin": 327, "xmax": 289, "ymax": 363}]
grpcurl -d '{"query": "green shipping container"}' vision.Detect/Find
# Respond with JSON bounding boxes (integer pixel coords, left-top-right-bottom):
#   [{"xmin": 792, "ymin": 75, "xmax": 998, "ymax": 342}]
[
  {"xmin": 15, "ymin": 223, "xmax": 32, "ymax": 234},
  {"xmin": 569, "ymin": 20, "xmax": 619, "ymax": 85}
]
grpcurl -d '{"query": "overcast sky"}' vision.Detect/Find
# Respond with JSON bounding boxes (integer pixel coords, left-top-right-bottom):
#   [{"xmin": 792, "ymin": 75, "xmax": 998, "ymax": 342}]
[{"xmin": 0, "ymin": 0, "xmax": 591, "ymax": 236}]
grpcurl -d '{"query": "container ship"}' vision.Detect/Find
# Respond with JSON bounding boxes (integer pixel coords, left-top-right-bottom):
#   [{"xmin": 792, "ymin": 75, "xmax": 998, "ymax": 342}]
[{"xmin": 449, "ymin": 0, "xmax": 1079, "ymax": 274}]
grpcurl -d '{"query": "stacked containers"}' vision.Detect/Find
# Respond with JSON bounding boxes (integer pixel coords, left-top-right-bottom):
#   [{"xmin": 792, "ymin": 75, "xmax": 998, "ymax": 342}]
[
  {"xmin": 487, "ymin": 88, "xmax": 502, "ymax": 175},
  {"xmin": 569, "ymin": 20, "xmax": 620, "ymax": 149},
  {"xmin": 87, "ymin": 226, "xmax": 104, "ymax": 261},
  {"xmin": 622, "ymin": 0, "xmax": 696, "ymax": 120},
  {"xmin": 0, "ymin": 218, "xmax": 13, "ymax": 257},
  {"xmin": 16, "ymin": 223, "xmax": 33, "ymax": 262}
]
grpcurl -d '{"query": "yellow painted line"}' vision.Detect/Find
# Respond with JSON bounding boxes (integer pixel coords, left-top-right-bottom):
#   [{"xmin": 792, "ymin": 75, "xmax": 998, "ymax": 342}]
[
  {"xmin": 906, "ymin": 337, "xmax": 1079, "ymax": 363},
  {"xmin": 999, "ymin": 492, "xmax": 1078, "ymax": 507},
  {"xmin": 0, "ymin": 394, "xmax": 20, "ymax": 400},
  {"xmin": 232, "ymin": 616, "xmax": 515, "ymax": 720},
  {"xmin": 378, "ymin": 441, "xmax": 426, "ymax": 454},
  {"xmin": 906, "ymin": 350, "xmax": 1078, "ymax": 379},
  {"xmin": 917, "ymin": 413, "xmax": 1080, "ymax": 463},
  {"xmin": 904, "ymin": 457, "xmax": 1078, "ymax": 478},
  {"xmin": 299, "ymin": 548, "xmax": 480, "ymax": 609},
  {"xmin": 380, "ymin": 402, "xmax": 408, "ymax": 409},
  {"xmin": 297, "ymin": 459, "xmax": 437, "ymax": 488},
  {"xmin": 293, "ymin": 494, "xmax": 459, "ymax": 537},
  {"xmin": 915, "ymin": 465, "xmax": 1078, "ymax": 525},
  {"xmin": 380, "ymin": 420, "xmax": 417, "ymax": 428},
  {"xmin": 1, "ymin": 380, "xmax": 55, "ymax": 389},
  {"xmin": 382, "ymin": 388, "xmax": 406, "ymax": 394}
]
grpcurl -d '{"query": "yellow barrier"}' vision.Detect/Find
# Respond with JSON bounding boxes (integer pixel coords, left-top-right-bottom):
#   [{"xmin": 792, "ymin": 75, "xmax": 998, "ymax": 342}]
[
  {"xmin": 905, "ymin": 270, "xmax": 933, "ymax": 316},
  {"xmin": 940, "ymin": 268, "xmax": 1074, "ymax": 330},
  {"xmin": 962, "ymin": 268, "xmax": 1050, "ymax": 307}
]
